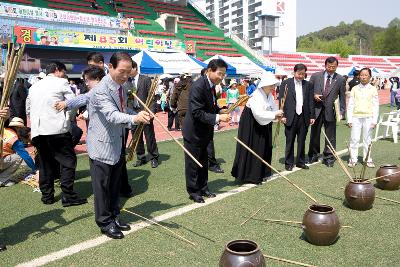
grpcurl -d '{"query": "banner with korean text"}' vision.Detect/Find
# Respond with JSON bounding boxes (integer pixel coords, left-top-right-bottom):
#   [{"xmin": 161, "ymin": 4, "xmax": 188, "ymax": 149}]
[
  {"xmin": 1, "ymin": 2, "xmax": 129, "ymax": 30},
  {"xmin": 13, "ymin": 26, "xmax": 185, "ymax": 52}
]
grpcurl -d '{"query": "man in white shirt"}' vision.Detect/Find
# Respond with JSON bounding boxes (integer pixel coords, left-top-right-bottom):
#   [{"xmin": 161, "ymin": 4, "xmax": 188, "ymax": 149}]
[
  {"xmin": 279, "ymin": 64, "xmax": 315, "ymax": 171},
  {"xmin": 27, "ymin": 61, "xmax": 87, "ymax": 207}
]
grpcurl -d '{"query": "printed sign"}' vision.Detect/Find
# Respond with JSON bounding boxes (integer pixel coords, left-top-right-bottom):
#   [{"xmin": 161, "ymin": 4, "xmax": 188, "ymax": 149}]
[{"xmin": 13, "ymin": 26, "xmax": 185, "ymax": 52}]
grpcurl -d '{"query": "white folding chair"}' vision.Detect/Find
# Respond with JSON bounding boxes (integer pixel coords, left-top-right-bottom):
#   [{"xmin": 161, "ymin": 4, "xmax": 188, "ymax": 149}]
[{"xmin": 374, "ymin": 110, "xmax": 400, "ymax": 143}]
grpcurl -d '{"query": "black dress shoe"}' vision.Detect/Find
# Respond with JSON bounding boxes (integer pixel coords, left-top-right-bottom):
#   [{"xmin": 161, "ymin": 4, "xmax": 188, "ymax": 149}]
[
  {"xmin": 201, "ymin": 191, "xmax": 216, "ymax": 198},
  {"xmin": 0, "ymin": 243, "xmax": 7, "ymax": 252},
  {"xmin": 323, "ymin": 161, "xmax": 334, "ymax": 167},
  {"xmin": 119, "ymin": 190, "xmax": 134, "ymax": 198},
  {"xmin": 101, "ymin": 225, "xmax": 124, "ymax": 239},
  {"xmin": 285, "ymin": 165, "xmax": 294, "ymax": 171},
  {"xmin": 296, "ymin": 163, "xmax": 309, "ymax": 170},
  {"xmin": 151, "ymin": 159, "xmax": 159, "ymax": 168},
  {"xmin": 41, "ymin": 197, "xmax": 56, "ymax": 205},
  {"xmin": 115, "ymin": 218, "xmax": 131, "ymax": 231},
  {"xmin": 308, "ymin": 156, "xmax": 319, "ymax": 164},
  {"xmin": 133, "ymin": 160, "xmax": 146, "ymax": 167},
  {"xmin": 61, "ymin": 196, "xmax": 88, "ymax": 207},
  {"xmin": 209, "ymin": 165, "xmax": 224, "ymax": 173},
  {"xmin": 189, "ymin": 195, "xmax": 205, "ymax": 203}
]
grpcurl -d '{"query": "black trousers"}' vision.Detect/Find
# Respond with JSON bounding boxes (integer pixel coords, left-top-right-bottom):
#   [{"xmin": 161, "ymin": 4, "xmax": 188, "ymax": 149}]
[
  {"xmin": 70, "ymin": 121, "xmax": 83, "ymax": 147},
  {"xmin": 33, "ymin": 133, "xmax": 77, "ymax": 201},
  {"xmin": 308, "ymin": 109, "xmax": 336, "ymax": 163},
  {"xmin": 177, "ymin": 111, "xmax": 186, "ymax": 129},
  {"xmin": 180, "ymin": 110, "xmax": 219, "ymax": 169},
  {"xmin": 133, "ymin": 121, "xmax": 159, "ymax": 161},
  {"xmin": 90, "ymin": 154, "xmax": 124, "ymax": 228},
  {"xmin": 184, "ymin": 139, "xmax": 209, "ymax": 197},
  {"xmin": 167, "ymin": 109, "xmax": 180, "ymax": 129},
  {"xmin": 207, "ymin": 140, "xmax": 219, "ymax": 168},
  {"xmin": 284, "ymin": 113, "xmax": 308, "ymax": 166},
  {"xmin": 119, "ymin": 129, "xmax": 132, "ymax": 194}
]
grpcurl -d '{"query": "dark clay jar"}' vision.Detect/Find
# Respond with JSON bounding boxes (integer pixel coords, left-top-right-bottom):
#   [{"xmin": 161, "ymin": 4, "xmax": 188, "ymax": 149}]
[
  {"xmin": 302, "ymin": 204, "xmax": 340, "ymax": 246},
  {"xmin": 219, "ymin": 240, "xmax": 266, "ymax": 267},
  {"xmin": 345, "ymin": 180, "xmax": 375, "ymax": 210},
  {"xmin": 376, "ymin": 165, "xmax": 400, "ymax": 190}
]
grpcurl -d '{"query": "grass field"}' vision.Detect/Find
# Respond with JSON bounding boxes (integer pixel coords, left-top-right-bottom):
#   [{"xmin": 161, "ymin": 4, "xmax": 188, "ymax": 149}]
[{"xmin": 1, "ymin": 105, "xmax": 399, "ymax": 266}]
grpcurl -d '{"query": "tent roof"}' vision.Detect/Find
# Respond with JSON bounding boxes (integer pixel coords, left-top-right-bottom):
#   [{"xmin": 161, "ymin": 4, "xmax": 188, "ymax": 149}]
[
  {"xmin": 132, "ymin": 51, "xmax": 164, "ymax": 74},
  {"xmin": 132, "ymin": 50, "xmax": 205, "ymax": 74},
  {"xmin": 203, "ymin": 55, "xmax": 236, "ymax": 76},
  {"xmin": 205, "ymin": 55, "xmax": 266, "ymax": 76}
]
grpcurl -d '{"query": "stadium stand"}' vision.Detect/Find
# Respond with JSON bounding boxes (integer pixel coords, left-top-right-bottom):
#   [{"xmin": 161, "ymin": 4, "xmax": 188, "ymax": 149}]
[
  {"xmin": 4, "ymin": 0, "xmax": 399, "ymax": 74},
  {"xmin": 47, "ymin": 0, "xmax": 104, "ymax": 9},
  {"xmin": 5, "ymin": 0, "xmax": 32, "ymax": 4}
]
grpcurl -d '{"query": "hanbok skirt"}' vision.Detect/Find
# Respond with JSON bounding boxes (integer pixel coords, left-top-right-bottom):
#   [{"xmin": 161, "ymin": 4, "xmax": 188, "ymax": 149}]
[{"xmin": 231, "ymin": 106, "xmax": 273, "ymax": 184}]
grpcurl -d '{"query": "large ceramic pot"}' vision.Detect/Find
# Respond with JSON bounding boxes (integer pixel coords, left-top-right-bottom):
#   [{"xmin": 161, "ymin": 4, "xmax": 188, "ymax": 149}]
[
  {"xmin": 344, "ymin": 181, "xmax": 375, "ymax": 210},
  {"xmin": 302, "ymin": 204, "xmax": 340, "ymax": 246},
  {"xmin": 219, "ymin": 240, "xmax": 266, "ymax": 267},
  {"xmin": 376, "ymin": 165, "xmax": 400, "ymax": 190}
]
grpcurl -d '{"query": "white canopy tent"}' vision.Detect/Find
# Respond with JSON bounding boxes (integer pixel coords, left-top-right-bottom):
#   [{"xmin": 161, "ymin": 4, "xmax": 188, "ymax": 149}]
[
  {"xmin": 131, "ymin": 50, "xmax": 205, "ymax": 74},
  {"xmin": 204, "ymin": 55, "xmax": 266, "ymax": 77},
  {"xmin": 336, "ymin": 66, "xmax": 356, "ymax": 76}
]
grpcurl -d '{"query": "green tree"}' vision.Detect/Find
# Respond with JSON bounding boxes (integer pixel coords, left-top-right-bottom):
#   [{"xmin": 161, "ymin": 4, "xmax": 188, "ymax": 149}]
[
  {"xmin": 380, "ymin": 26, "xmax": 400, "ymax": 55},
  {"xmin": 297, "ymin": 20, "xmax": 385, "ymax": 55},
  {"xmin": 372, "ymin": 31, "xmax": 385, "ymax": 55},
  {"xmin": 326, "ymin": 39, "xmax": 353, "ymax": 57},
  {"xmin": 388, "ymin": 18, "xmax": 400, "ymax": 28}
]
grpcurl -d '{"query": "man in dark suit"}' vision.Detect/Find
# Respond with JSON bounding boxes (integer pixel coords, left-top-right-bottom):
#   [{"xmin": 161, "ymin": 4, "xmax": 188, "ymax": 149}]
[
  {"xmin": 171, "ymin": 69, "xmax": 224, "ymax": 174},
  {"xmin": 348, "ymin": 70, "xmax": 360, "ymax": 91},
  {"xmin": 10, "ymin": 79, "xmax": 28, "ymax": 125},
  {"xmin": 280, "ymin": 64, "xmax": 315, "ymax": 171},
  {"xmin": 307, "ymin": 57, "xmax": 345, "ymax": 167},
  {"xmin": 129, "ymin": 61, "xmax": 159, "ymax": 168},
  {"xmin": 183, "ymin": 59, "xmax": 231, "ymax": 203}
]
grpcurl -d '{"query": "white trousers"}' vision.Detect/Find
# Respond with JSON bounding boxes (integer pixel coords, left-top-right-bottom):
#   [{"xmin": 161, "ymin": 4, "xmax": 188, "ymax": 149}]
[
  {"xmin": 350, "ymin": 117, "xmax": 373, "ymax": 163},
  {"xmin": 0, "ymin": 154, "xmax": 23, "ymax": 183},
  {"xmin": 228, "ymin": 104, "xmax": 240, "ymax": 123}
]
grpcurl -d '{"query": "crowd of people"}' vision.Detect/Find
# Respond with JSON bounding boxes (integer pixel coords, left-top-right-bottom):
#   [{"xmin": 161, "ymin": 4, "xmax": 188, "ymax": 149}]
[{"xmin": 0, "ymin": 52, "xmax": 390, "ymax": 250}]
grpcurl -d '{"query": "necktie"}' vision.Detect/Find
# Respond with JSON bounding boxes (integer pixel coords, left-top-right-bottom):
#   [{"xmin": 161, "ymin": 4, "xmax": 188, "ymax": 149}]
[
  {"xmin": 296, "ymin": 81, "xmax": 303, "ymax": 115},
  {"xmin": 131, "ymin": 78, "xmax": 141, "ymax": 109},
  {"xmin": 211, "ymin": 85, "xmax": 216, "ymax": 105},
  {"xmin": 324, "ymin": 75, "xmax": 331, "ymax": 97},
  {"xmin": 118, "ymin": 86, "xmax": 125, "ymax": 112},
  {"xmin": 131, "ymin": 77, "xmax": 136, "ymax": 92}
]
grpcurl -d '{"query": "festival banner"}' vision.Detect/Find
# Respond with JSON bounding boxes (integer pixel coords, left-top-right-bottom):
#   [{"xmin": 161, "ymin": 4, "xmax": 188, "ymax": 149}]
[
  {"xmin": 13, "ymin": 26, "xmax": 186, "ymax": 52},
  {"xmin": 14, "ymin": 26, "xmax": 36, "ymax": 44},
  {"xmin": 185, "ymin": 40, "xmax": 196, "ymax": 54},
  {"xmin": 0, "ymin": 2, "xmax": 124, "ymax": 29}
]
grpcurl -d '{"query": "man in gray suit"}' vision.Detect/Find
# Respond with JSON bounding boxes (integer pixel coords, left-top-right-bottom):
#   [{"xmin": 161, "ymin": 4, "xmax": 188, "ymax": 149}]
[
  {"xmin": 307, "ymin": 57, "xmax": 345, "ymax": 167},
  {"xmin": 87, "ymin": 52, "xmax": 150, "ymax": 239}
]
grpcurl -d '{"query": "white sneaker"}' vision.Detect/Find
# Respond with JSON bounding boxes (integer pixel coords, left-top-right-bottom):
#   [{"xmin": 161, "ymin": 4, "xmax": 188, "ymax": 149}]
[
  {"xmin": 348, "ymin": 161, "xmax": 357, "ymax": 168},
  {"xmin": 366, "ymin": 161, "xmax": 375, "ymax": 168}
]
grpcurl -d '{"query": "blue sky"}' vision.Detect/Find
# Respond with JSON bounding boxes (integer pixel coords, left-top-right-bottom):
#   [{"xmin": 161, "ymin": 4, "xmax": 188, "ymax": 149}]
[{"xmin": 194, "ymin": 0, "xmax": 400, "ymax": 36}]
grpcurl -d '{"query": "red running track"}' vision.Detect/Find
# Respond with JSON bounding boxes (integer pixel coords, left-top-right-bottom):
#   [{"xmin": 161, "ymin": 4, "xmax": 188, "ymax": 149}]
[{"xmin": 28, "ymin": 89, "xmax": 392, "ymax": 155}]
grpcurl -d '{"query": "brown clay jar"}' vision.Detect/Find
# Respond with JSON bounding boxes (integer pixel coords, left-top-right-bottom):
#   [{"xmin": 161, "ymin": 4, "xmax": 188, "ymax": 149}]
[
  {"xmin": 376, "ymin": 165, "xmax": 400, "ymax": 190},
  {"xmin": 302, "ymin": 204, "xmax": 340, "ymax": 246},
  {"xmin": 219, "ymin": 240, "xmax": 266, "ymax": 267},
  {"xmin": 344, "ymin": 180, "xmax": 375, "ymax": 210}
]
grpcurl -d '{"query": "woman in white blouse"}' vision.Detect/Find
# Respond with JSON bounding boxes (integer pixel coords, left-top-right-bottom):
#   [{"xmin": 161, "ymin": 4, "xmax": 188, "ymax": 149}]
[{"xmin": 231, "ymin": 72, "xmax": 283, "ymax": 184}]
